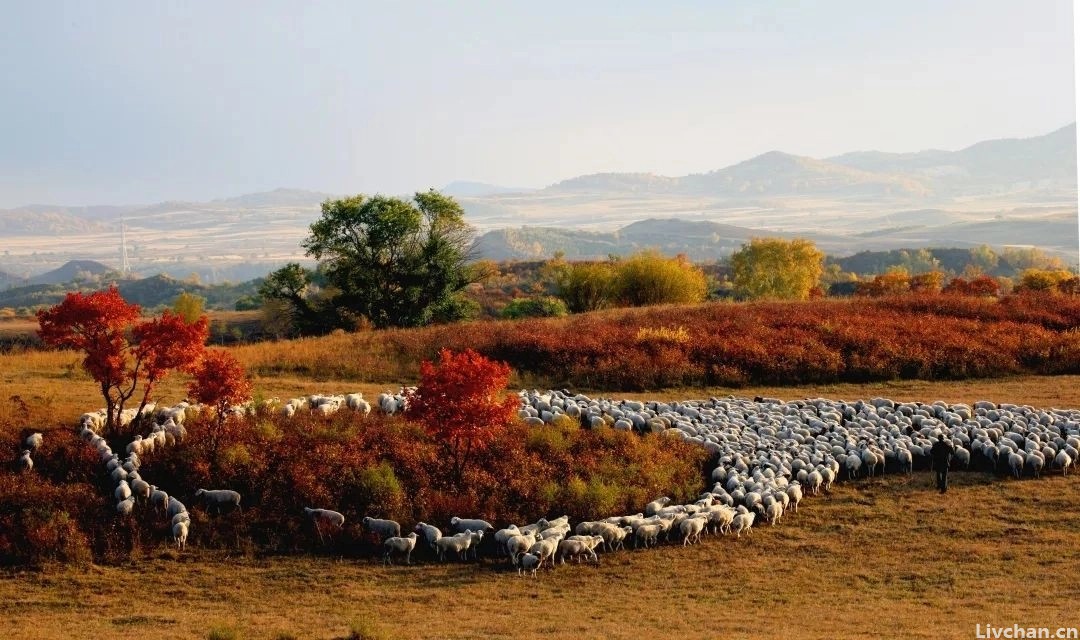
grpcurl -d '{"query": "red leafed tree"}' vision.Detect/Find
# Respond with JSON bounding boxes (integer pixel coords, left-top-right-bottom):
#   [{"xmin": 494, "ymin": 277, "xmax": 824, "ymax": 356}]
[
  {"xmin": 187, "ymin": 349, "xmax": 253, "ymax": 465},
  {"xmin": 37, "ymin": 286, "xmax": 209, "ymax": 435},
  {"xmin": 406, "ymin": 348, "xmax": 519, "ymax": 487}
]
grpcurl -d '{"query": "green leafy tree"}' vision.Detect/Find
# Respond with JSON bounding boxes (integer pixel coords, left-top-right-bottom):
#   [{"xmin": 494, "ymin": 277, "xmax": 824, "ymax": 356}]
[
  {"xmin": 258, "ymin": 263, "xmax": 345, "ymax": 335},
  {"xmin": 730, "ymin": 238, "xmax": 825, "ymax": 300},
  {"xmin": 266, "ymin": 191, "xmax": 474, "ymax": 330}
]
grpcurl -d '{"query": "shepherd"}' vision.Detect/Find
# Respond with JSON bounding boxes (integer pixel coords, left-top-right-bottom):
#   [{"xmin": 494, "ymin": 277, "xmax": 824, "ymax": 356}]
[{"xmin": 930, "ymin": 434, "xmax": 955, "ymax": 494}]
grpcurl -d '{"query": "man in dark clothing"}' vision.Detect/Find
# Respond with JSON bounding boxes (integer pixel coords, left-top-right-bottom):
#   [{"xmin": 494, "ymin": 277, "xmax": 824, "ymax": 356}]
[{"xmin": 930, "ymin": 434, "xmax": 955, "ymax": 494}]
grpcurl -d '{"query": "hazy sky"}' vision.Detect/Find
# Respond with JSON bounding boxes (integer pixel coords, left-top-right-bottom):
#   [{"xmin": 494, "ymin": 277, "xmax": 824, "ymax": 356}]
[{"xmin": 0, "ymin": 0, "xmax": 1074, "ymax": 207}]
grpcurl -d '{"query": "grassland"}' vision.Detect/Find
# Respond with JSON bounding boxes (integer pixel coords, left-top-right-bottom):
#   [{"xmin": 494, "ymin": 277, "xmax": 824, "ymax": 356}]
[
  {"xmin": 1, "ymin": 470, "xmax": 1077, "ymax": 640},
  {"xmin": 3, "ymin": 316, "xmax": 1080, "ymax": 640}
]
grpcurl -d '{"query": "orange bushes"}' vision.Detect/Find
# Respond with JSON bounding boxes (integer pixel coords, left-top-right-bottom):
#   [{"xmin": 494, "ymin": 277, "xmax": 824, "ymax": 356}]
[
  {"xmin": 232, "ymin": 295, "xmax": 1080, "ymax": 390},
  {"xmin": 133, "ymin": 409, "xmax": 708, "ymax": 554},
  {"xmin": 372, "ymin": 296, "xmax": 1080, "ymax": 389}
]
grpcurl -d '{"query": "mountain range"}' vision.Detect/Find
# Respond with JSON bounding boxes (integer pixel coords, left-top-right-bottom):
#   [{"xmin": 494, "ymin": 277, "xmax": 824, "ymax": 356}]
[{"xmin": 0, "ymin": 123, "xmax": 1075, "ymax": 278}]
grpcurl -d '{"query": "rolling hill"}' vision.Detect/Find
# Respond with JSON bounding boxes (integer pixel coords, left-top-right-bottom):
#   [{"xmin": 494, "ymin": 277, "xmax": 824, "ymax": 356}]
[{"xmin": 0, "ymin": 123, "xmax": 1075, "ymax": 279}]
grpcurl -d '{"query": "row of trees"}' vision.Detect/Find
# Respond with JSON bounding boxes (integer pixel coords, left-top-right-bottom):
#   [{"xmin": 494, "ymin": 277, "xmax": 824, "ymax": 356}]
[
  {"xmin": 255, "ymin": 191, "xmax": 826, "ymax": 335},
  {"xmin": 251, "ymin": 190, "xmax": 1076, "ymax": 336}
]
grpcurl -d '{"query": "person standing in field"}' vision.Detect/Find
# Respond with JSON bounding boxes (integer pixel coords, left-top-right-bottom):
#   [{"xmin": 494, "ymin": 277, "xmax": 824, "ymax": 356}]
[{"xmin": 930, "ymin": 434, "xmax": 955, "ymax": 494}]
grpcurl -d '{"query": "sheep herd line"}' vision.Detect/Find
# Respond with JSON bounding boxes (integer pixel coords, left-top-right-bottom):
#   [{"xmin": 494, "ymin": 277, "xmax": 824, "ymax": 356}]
[{"xmin": 16, "ymin": 388, "xmax": 1079, "ymax": 576}]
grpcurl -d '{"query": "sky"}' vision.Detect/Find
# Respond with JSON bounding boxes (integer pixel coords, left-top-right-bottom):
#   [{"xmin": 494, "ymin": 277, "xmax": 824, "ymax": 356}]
[{"xmin": 0, "ymin": 0, "xmax": 1075, "ymax": 207}]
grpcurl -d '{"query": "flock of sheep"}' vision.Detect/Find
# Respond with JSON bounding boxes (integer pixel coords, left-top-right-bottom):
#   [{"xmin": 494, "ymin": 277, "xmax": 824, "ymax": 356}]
[{"xmin": 12, "ymin": 387, "xmax": 1080, "ymax": 574}]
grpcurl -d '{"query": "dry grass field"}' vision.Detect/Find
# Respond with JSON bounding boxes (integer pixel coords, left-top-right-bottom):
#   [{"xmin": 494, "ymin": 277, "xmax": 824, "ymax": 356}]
[
  {"xmin": 2, "ymin": 337, "xmax": 1080, "ymax": 640},
  {"xmin": 0, "ymin": 470, "xmax": 1077, "ymax": 640}
]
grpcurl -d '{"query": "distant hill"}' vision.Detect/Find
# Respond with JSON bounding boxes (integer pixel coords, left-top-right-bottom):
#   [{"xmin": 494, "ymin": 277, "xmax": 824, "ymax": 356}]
[
  {"xmin": 210, "ymin": 188, "xmax": 335, "ymax": 208},
  {"xmin": 681, "ymin": 151, "xmax": 930, "ymax": 197},
  {"xmin": 540, "ymin": 124, "xmax": 1074, "ymax": 199},
  {"xmin": 476, "ymin": 218, "xmax": 842, "ymax": 260},
  {"xmin": 0, "ymin": 272, "xmax": 260, "ymax": 311},
  {"xmin": 546, "ymin": 173, "xmax": 681, "ymax": 194},
  {"xmin": 0, "ymin": 123, "xmax": 1074, "ymax": 275},
  {"xmin": 829, "ymin": 123, "xmax": 1077, "ymax": 194},
  {"xmin": 441, "ymin": 181, "xmax": 534, "ymax": 197},
  {"xmin": 0, "ymin": 269, "xmax": 24, "ymax": 288},
  {"xmin": 26, "ymin": 260, "xmax": 114, "ymax": 286},
  {"xmin": 475, "ymin": 210, "xmax": 1078, "ymax": 262},
  {"xmin": 0, "ymin": 207, "xmax": 113, "ymax": 235}
]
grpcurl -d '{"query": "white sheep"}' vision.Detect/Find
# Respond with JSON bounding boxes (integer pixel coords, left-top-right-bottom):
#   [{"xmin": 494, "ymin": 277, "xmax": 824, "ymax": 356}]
[
  {"xmin": 149, "ymin": 485, "xmax": 169, "ymax": 516},
  {"xmin": 24, "ymin": 432, "xmax": 43, "ymax": 451},
  {"xmin": 603, "ymin": 525, "xmax": 633, "ymax": 551},
  {"xmin": 131, "ymin": 478, "xmax": 151, "ymax": 502},
  {"xmin": 506, "ymin": 534, "xmax": 536, "ymax": 562},
  {"xmin": 304, "ymin": 508, "xmax": 345, "ymax": 544},
  {"xmin": 644, "ymin": 497, "xmax": 671, "ymax": 516},
  {"xmin": 193, "ymin": 488, "xmax": 242, "ymax": 515},
  {"xmin": 679, "ymin": 515, "xmax": 707, "ymax": 545},
  {"xmin": 494, "ymin": 524, "xmax": 523, "ymax": 553},
  {"xmin": 1026, "ymin": 452, "xmax": 1045, "ymax": 478},
  {"xmin": 16, "ymin": 450, "xmax": 33, "ymax": 472},
  {"xmin": 414, "ymin": 522, "xmax": 443, "ymax": 551},
  {"xmin": 527, "ymin": 537, "xmax": 559, "ymax": 568},
  {"xmin": 116, "ymin": 496, "xmax": 136, "ymax": 516},
  {"xmin": 114, "ymin": 480, "xmax": 132, "ymax": 502},
  {"xmin": 362, "ymin": 516, "xmax": 401, "ymax": 541},
  {"xmin": 556, "ymin": 538, "xmax": 598, "ymax": 564},
  {"xmin": 383, "ymin": 532, "xmax": 419, "ymax": 565},
  {"xmin": 449, "ymin": 516, "xmax": 494, "ymax": 534},
  {"xmin": 126, "ymin": 436, "xmax": 143, "ymax": 456},
  {"xmin": 436, "ymin": 531, "xmax": 474, "ymax": 561},
  {"xmin": 172, "ymin": 520, "xmax": 189, "ymax": 550},
  {"xmin": 110, "ymin": 466, "xmax": 128, "ymax": 483},
  {"xmin": 897, "ymin": 448, "xmax": 913, "ymax": 475},
  {"xmin": 517, "ymin": 552, "xmax": 541, "ymax": 577},
  {"xmin": 1054, "ymin": 450, "xmax": 1073, "ymax": 476},
  {"xmin": 1008, "ymin": 451, "xmax": 1025, "ymax": 478},
  {"xmin": 731, "ymin": 511, "xmax": 756, "ymax": 538},
  {"xmin": 764, "ymin": 502, "xmax": 783, "ymax": 526},
  {"xmin": 166, "ymin": 497, "xmax": 188, "ymax": 520},
  {"xmin": 785, "ymin": 484, "xmax": 803, "ymax": 513},
  {"xmin": 708, "ymin": 506, "xmax": 735, "ymax": 535},
  {"xmin": 466, "ymin": 529, "xmax": 485, "ymax": 559},
  {"xmin": 634, "ymin": 523, "xmax": 663, "ymax": 549},
  {"xmin": 345, "ymin": 394, "xmax": 371, "ymax": 414}
]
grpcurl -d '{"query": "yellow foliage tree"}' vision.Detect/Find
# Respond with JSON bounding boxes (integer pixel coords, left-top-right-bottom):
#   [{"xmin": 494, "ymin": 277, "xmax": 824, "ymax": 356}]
[
  {"xmin": 1018, "ymin": 269, "xmax": 1075, "ymax": 293},
  {"xmin": 730, "ymin": 238, "xmax": 824, "ymax": 300},
  {"xmin": 172, "ymin": 292, "xmax": 206, "ymax": 323},
  {"xmin": 614, "ymin": 251, "xmax": 709, "ymax": 307},
  {"xmin": 549, "ymin": 260, "xmax": 618, "ymax": 313}
]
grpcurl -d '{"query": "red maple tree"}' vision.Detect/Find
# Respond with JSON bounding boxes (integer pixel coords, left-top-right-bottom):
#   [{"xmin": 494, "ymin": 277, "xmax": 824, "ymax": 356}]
[
  {"xmin": 37, "ymin": 286, "xmax": 209, "ymax": 435},
  {"xmin": 187, "ymin": 349, "xmax": 253, "ymax": 443},
  {"xmin": 406, "ymin": 348, "xmax": 519, "ymax": 486}
]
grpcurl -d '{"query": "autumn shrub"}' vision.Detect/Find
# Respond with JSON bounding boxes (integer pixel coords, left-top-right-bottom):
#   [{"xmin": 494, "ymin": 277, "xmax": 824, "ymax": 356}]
[
  {"xmin": 613, "ymin": 251, "xmax": 709, "ymax": 307},
  {"xmin": 500, "ymin": 296, "xmax": 569, "ymax": 319},
  {"xmin": 634, "ymin": 325, "xmax": 690, "ymax": 346},
  {"xmin": 0, "ymin": 473, "xmax": 99, "ymax": 566},
  {"xmin": 126, "ymin": 403, "xmax": 709, "ymax": 556}
]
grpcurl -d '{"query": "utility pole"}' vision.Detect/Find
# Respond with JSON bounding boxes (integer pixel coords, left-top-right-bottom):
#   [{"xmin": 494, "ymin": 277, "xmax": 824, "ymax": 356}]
[{"xmin": 120, "ymin": 218, "xmax": 130, "ymax": 276}]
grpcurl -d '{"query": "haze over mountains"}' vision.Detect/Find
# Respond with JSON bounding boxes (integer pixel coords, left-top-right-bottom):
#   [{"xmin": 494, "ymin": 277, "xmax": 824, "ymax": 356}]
[{"xmin": 0, "ymin": 124, "xmax": 1076, "ymax": 281}]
